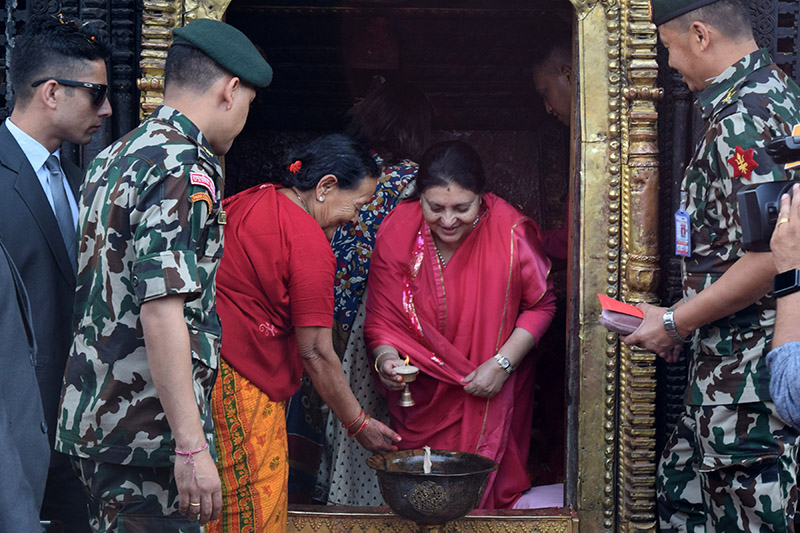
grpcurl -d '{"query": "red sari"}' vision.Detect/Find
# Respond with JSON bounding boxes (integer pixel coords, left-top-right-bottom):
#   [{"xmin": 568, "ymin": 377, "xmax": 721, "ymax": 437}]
[{"xmin": 364, "ymin": 193, "xmax": 556, "ymax": 509}]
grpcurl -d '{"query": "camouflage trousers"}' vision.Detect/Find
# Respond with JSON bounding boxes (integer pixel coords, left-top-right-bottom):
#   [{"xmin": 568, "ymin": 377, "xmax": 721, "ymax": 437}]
[
  {"xmin": 72, "ymin": 457, "xmax": 203, "ymax": 533},
  {"xmin": 657, "ymin": 402, "xmax": 799, "ymax": 532}
]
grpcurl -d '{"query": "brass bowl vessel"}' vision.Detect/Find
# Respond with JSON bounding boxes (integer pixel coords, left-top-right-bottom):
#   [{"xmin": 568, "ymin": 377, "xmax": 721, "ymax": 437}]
[{"xmin": 367, "ymin": 449, "xmax": 498, "ymax": 530}]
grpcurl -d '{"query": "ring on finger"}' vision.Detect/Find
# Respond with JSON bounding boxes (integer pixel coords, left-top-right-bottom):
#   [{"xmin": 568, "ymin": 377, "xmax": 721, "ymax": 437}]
[
  {"xmin": 189, "ymin": 502, "xmax": 201, "ymax": 507},
  {"xmin": 777, "ymin": 217, "xmax": 790, "ymax": 227}
]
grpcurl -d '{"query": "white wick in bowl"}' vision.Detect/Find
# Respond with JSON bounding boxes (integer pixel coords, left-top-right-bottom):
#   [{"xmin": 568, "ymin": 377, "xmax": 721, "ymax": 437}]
[{"xmin": 423, "ymin": 445, "xmax": 432, "ymax": 474}]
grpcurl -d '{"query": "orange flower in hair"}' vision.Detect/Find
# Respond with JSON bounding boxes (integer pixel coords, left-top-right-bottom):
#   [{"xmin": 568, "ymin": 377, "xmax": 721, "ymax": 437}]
[{"xmin": 289, "ymin": 160, "xmax": 302, "ymax": 174}]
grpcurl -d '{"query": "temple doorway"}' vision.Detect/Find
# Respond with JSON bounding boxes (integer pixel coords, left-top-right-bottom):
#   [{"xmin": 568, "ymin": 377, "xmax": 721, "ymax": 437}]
[{"xmin": 222, "ymin": 0, "xmax": 575, "ymax": 510}]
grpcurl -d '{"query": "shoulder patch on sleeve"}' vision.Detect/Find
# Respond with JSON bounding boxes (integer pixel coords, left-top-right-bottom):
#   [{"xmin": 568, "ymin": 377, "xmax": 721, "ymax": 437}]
[
  {"xmin": 191, "ymin": 191, "xmax": 213, "ymax": 213},
  {"xmin": 727, "ymin": 145, "xmax": 759, "ymax": 180},
  {"xmin": 190, "ymin": 172, "xmax": 216, "ymax": 197}
]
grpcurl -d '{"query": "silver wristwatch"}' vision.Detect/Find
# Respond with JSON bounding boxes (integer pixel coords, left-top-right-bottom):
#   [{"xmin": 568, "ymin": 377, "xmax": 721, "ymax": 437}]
[
  {"xmin": 494, "ymin": 353, "xmax": 513, "ymax": 375},
  {"xmin": 662, "ymin": 308, "xmax": 688, "ymax": 344}
]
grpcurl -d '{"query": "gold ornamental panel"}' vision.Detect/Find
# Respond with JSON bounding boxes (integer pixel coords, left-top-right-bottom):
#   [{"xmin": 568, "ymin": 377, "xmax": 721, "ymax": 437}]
[
  {"xmin": 288, "ymin": 507, "xmax": 578, "ymax": 532},
  {"xmin": 136, "ymin": 0, "xmax": 229, "ymax": 119}
]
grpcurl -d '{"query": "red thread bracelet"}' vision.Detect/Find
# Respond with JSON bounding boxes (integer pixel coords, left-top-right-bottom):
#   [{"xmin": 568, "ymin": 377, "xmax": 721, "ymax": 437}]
[
  {"xmin": 175, "ymin": 442, "xmax": 210, "ymax": 479},
  {"xmin": 349, "ymin": 413, "xmax": 371, "ymax": 438},
  {"xmin": 342, "ymin": 408, "xmax": 364, "ymax": 430}
]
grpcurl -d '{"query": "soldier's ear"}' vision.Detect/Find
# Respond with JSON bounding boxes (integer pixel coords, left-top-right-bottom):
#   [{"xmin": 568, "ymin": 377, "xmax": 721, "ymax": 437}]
[
  {"xmin": 689, "ymin": 21, "xmax": 712, "ymax": 53},
  {"xmin": 221, "ymin": 76, "xmax": 241, "ymax": 111},
  {"xmin": 561, "ymin": 65, "xmax": 572, "ymax": 82}
]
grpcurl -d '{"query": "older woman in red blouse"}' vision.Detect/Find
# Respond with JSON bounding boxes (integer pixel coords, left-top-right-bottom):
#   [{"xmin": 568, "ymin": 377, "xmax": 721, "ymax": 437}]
[{"xmin": 209, "ymin": 134, "xmax": 400, "ymax": 532}]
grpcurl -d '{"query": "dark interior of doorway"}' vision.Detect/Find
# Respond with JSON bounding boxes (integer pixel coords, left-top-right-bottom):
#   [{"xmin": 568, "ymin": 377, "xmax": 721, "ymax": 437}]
[{"xmin": 223, "ymin": 0, "xmax": 574, "ymax": 504}]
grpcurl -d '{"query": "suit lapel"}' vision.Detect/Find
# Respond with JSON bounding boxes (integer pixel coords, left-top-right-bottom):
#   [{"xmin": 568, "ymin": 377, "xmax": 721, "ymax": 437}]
[{"xmin": 0, "ymin": 122, "xmax": 76, "ymax": 284}]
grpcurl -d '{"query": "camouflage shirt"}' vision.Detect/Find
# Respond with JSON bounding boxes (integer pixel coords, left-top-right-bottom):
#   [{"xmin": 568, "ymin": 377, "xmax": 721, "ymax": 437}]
[
  {"xmin": 56, "ymin": 106, "xmax": 224, "ymax": 466},
  {"xmin": 682, "ymin": 49, "xmax": 800, "ymax": 405}
]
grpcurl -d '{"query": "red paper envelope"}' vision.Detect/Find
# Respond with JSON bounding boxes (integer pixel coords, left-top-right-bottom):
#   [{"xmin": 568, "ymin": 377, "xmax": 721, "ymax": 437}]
[
  {"xmin": 597, "ymin": 294, "xmax": 644, "ymax": 335},
  {"xmin": 597, "ymin": 294, "xmax": 644, "ymax": 318}
]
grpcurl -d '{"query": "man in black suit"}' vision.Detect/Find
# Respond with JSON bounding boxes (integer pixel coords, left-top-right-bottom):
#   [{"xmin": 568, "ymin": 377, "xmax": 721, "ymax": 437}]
[
  {"xmin": 0, "ymin": 237, "xmax": 50, "ymax": 532},
  {"xmin": 0, "ymin": 16, "xmax": 111, "ymax": 531}
]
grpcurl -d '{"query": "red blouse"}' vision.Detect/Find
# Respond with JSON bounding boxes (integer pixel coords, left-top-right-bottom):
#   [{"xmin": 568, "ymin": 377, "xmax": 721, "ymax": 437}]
[{"xmin": 215, "ymin": 183, "xmax": 335, "ymax": 401}]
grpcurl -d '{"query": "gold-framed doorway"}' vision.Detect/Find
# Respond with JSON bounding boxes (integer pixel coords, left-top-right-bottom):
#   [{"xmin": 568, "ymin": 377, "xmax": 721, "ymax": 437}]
[{"xmin": 137, "ymin": 0, "xmax": 663, "ymax": 530}]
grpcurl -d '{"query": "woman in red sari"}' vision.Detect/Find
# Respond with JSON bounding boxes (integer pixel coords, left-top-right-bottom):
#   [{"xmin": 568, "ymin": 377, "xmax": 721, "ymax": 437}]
[{"xmin": 365, "ymin": 140, "xmax": 556, "ymax": 509}]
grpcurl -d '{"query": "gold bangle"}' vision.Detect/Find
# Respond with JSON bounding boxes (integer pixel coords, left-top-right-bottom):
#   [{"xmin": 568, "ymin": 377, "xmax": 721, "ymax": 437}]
[
  {"xmin": 349, "ymin": 413, "xmax": 371, "ymax": 438},
  {"xmin": 374, "ymin": 351, "xmax": 398, "ymax": 373}
]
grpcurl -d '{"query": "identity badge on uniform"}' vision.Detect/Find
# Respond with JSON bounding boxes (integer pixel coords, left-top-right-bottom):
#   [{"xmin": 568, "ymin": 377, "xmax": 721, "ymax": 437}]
[
  {"xmin": 675, "ymin": 193, "xmax": 690, "ymax": 257},
  {"xmin": 675, "ymin": 209, "xmax": 690, "ymax": 257}
]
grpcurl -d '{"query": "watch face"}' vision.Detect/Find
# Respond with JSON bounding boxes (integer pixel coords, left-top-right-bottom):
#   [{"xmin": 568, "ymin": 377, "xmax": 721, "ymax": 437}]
[
  {"xmin": 774, "ymin": 269, "xmax": 800, "ymax": 294},
  {"xmin": 495, "ymin": 354, "xmax": 508, "ymax": 368}
]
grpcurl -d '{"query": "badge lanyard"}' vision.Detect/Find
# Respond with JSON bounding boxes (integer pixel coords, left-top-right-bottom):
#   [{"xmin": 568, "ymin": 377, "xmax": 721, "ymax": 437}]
[{"xmin": 675, "ymin": 192, "xmax": 691, "ymax": 257}]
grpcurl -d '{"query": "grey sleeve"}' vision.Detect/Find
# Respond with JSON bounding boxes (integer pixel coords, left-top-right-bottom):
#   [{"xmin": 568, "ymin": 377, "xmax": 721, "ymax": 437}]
[{"xmin": 767, "ymin": 341, "xmax": 800, "ymax": 431}]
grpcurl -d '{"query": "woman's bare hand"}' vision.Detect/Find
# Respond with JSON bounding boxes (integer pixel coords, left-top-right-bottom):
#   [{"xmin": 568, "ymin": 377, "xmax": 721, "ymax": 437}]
[
  {"xmin": 355, "ymin": 417, "xmax": 402, "ymax": 453},
  {"xmin": 461, "ymin": 359, "xmax": 508, "ymax": 398}
]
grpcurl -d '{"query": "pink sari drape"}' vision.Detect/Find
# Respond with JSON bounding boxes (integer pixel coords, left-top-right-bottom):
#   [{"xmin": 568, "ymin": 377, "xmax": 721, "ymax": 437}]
[{"xmin": 364, "ymin": 193, "xmax": 556, "ymax": 509}]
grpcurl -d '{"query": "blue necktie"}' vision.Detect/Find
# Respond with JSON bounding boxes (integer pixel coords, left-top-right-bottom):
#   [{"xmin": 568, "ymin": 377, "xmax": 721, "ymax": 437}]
[{"xmin": 44, "ymin": 155, "xmax": 77, "ymax": 273}]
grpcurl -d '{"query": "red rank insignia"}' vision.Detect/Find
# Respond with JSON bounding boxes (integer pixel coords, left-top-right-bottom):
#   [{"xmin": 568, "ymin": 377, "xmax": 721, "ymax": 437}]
[{"xmin": 727, "ymin": 145, "xmax": 759, "ymax": 180}]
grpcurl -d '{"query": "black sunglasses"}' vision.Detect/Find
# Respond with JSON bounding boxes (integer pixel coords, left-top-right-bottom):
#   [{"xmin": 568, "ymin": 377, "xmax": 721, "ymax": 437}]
[{"xmin": 31, "ymin": 78, "xmax": 108, "ymax": 107}]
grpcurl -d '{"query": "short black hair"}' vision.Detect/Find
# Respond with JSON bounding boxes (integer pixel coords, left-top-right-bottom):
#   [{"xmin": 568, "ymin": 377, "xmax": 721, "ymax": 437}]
[
  {"xmin": 666, "ymin": 0, "xmax": 753, "ymax": 42},
  {"xmin": 164, "ymin": 43, "xmax": 230, "ymax": 93},
  {"xmin": 531, "ymin": 21, "xmax": 572, "ymax": 73},
  {"xmin": 346, "ymin": 79, "xmax": 435, "ymax": 166},
  {"xmin": 415, "ymin": 140, "xmax": 486, "ymax": 195},
  {"xmin": 284, "ymin": 133, "xmax": 380, "ymax": 191},
  {"xmin": 10, "ymin": 15, "xmax": 109, "ymax": 104}
]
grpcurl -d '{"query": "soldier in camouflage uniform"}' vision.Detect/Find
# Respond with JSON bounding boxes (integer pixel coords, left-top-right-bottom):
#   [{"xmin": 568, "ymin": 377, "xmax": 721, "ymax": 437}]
[
  {"xmin": 55, "ymin": 19, "xmax": 272, "ymax": 532},
  {"xmin": 623, "ymin": 0, "xmax": 800, "ymax": 530}
]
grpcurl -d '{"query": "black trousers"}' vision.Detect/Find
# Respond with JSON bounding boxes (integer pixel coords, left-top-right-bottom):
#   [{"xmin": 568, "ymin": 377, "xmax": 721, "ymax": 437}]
[{"xmin": 40, "ymin": 451, "xmax": 91, "ymax": 533}]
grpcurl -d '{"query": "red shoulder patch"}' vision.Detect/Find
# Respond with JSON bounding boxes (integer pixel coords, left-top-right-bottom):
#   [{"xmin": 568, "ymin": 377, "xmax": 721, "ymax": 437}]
[
  {"xmin": 727, "ymin": 145, "xmax": 759, "ymax": 180},
  {"xmin": 190, "ymin": 172, "xmax": 216, "ymax": 197}
]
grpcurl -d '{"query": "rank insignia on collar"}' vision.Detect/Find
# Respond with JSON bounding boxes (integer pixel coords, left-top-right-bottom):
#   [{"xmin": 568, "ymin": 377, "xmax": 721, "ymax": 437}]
[
  {"xmin": 721, "ymin": 86, "xmax": 736, "ymax": 104},
  {"xmin": 727, "ymin": 145, "xmax": 759, "ymax": 180}
]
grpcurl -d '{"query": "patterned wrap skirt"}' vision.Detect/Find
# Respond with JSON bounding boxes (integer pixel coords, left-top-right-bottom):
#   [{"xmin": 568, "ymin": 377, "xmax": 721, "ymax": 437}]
[{"xmin": 208, "ymin": 358, "xmax": 288, "ymax": 533}]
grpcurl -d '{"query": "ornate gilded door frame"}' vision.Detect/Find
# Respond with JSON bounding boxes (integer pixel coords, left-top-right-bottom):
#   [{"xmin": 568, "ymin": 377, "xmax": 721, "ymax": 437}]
[
  {"xmin": 137, "ymin": 0, "xmax": 663, "ymax": 530},
  {"xmin": 617, "ymin": 0, "xmax": 661, "ymax": 530},
  {"xmin": 568, "ymin": 0, "xmax": 661, "ymax": 530}
]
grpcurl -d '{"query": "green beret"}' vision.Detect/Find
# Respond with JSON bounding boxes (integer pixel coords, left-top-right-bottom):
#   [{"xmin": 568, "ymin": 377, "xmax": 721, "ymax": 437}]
[
  {"xmin": 651, "ymin": 0, "xmax": 721, "ymax": 26},
  {"xmin": 172, "ymin": 18, "xmax": 272, "ymax": 88}
]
